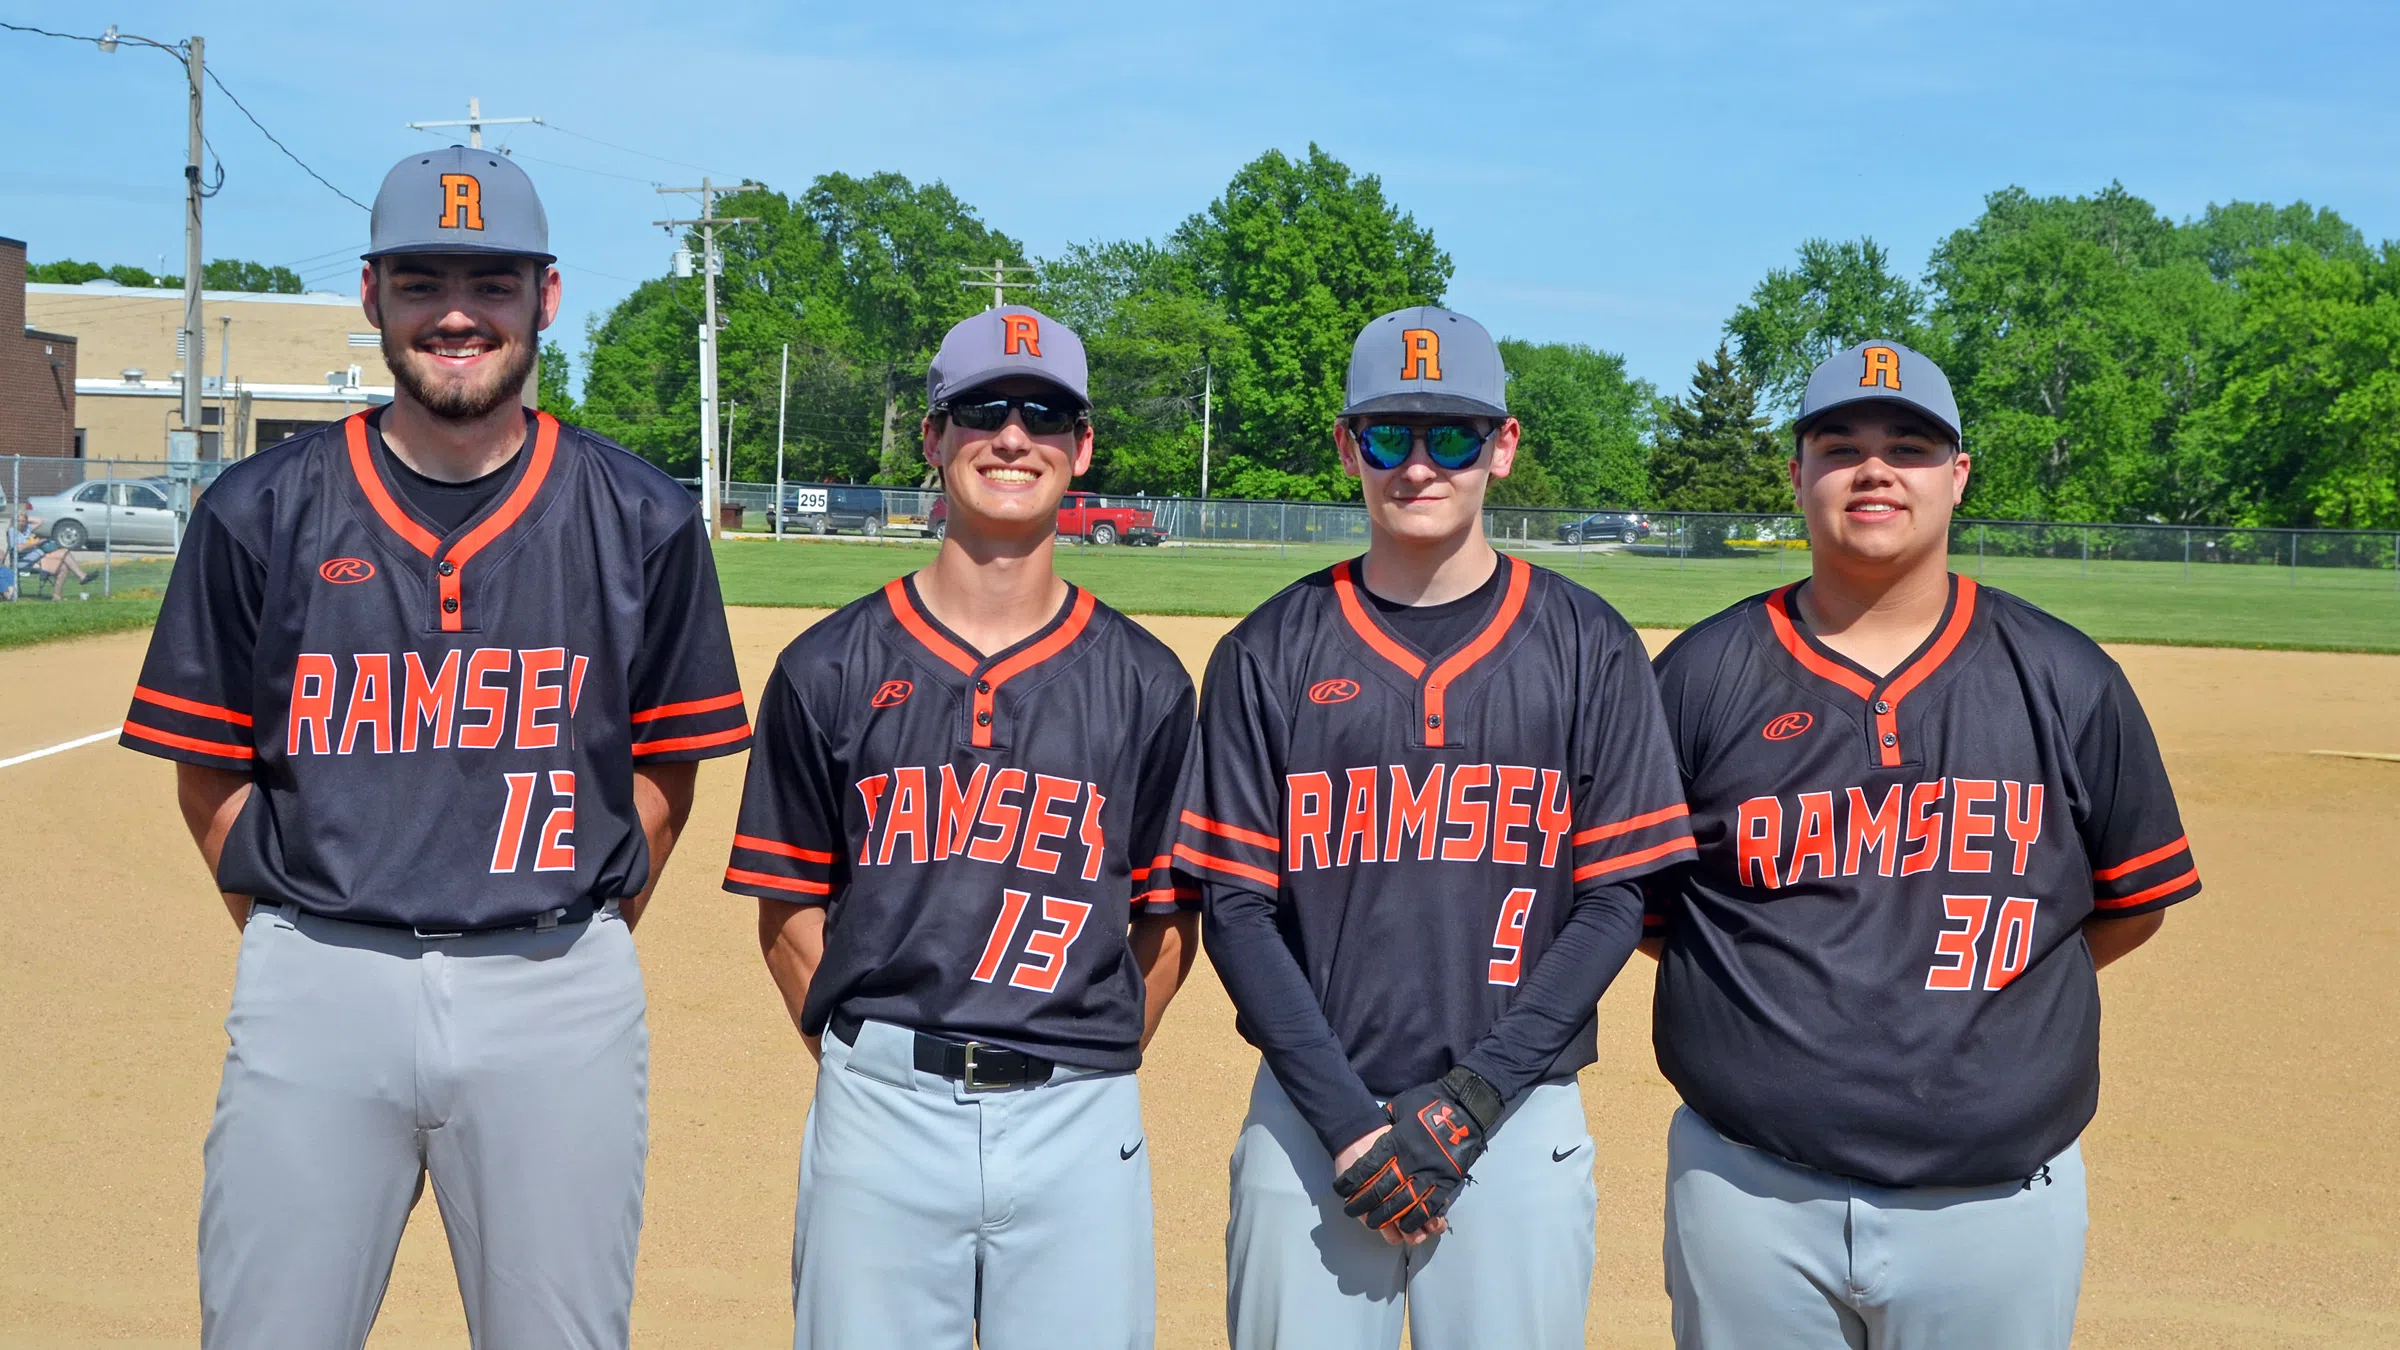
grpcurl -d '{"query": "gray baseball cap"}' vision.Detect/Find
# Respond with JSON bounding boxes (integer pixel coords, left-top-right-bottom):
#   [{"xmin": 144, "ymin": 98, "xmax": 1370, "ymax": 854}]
[
  {"xmin": 927, "ymin": 305, "xmax": 1090, "ymax": 409},
  {"xmin": 362, "ymin": 146, "xmax": 555, "ymax": 264},
  {"xmin": 1342, "ymin": 306, "xmax": 1508, "ymax": 420},
  {"xmin": 1795, "ymin": 340, "xmax": 1961, "ymax": 445}
]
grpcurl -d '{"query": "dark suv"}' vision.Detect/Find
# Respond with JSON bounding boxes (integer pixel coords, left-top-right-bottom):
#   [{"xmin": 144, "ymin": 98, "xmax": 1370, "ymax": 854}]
[
  {"xmin": 1557, "ymin": 511, "xmax": 1651, "ymax": 545},
  {"xmin": 776, "ymin": 483, "xmax": 888, "ymax": 537}
]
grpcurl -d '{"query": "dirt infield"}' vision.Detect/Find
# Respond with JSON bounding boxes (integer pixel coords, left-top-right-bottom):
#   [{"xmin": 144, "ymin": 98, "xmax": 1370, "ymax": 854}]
[{"xmin": 2, "ymin": 609, "xmax": 2394, "ymax": 1349}]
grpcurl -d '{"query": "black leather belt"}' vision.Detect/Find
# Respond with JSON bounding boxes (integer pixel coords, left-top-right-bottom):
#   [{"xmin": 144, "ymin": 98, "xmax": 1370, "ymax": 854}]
[
  {"xmin": 827, "ymin": 1012, "xmax": 1055, "ymax": 1091},
  {"xmin": 276, "ymin": 897, "xmax": 603, "ymax": 940}
]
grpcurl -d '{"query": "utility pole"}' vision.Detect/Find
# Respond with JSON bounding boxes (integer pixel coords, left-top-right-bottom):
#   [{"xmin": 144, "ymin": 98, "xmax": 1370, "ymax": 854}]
[
  {"xmin": 957, "ymin": 259, "xmax": 1038, "ymax": 309},
  {"xmin": 180, "ymin": 35, "xmax": 204, "ymax": 434},
  {"xmin": 406, "ymin": 96, "xmax": 541, "ymax": 150},
  {"xmin": 775, "ymin": 343, "xmax": 789, "ymax": 541},
  {"xmin": 1199, "ymin": 351, "xmax": 1213, "ymax": 500},
  {"xmin": 655, "ymin": 179, "xmax": 757, "ymax": 538}
]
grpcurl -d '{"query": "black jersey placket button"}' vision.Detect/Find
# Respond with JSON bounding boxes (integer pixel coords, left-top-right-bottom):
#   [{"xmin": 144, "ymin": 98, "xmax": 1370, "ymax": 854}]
[{"xmin": 439, "ymin": 560, "xmax": 456, "ymax": 576}]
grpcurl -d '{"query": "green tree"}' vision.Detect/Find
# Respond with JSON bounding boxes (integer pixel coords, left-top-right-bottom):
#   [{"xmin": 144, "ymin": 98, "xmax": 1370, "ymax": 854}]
[
  {"xmin": 202, "ymin": 259, "xmax": 303, "ymax": 293},
  {"xmin": 2185, "ymin": 200, "xmax": 2368, "ymax": 282},
  {"xmin": 1490, "ymin": 339, "xmax": 1654, "ymax": 509},
  {"xmin": 2176, "ymin": 243, "xmax": 2400, "ymax": 528},
  {"xmin": 1927, "ymin": 183, "xmax": 2238, "ymax": 522},
  {"xmin": 1648, "ymin": 344, "xmax": 1788, "ymax": 513},
  {"xmin": 1724, "ymin": 237, "xmax": 1928, "ymax": 416},
  {"xmin": 1039, "ymin": 240, "xmax": 1236, "ymax": 496},
  {"xmin": 537, "ymin": 340, "xmax": 580, "ymax": 420},
  {"xmin": 1171, "ymin": 145, "xmax": 1451, "ymax": 499},
  {"xmin": 25, "ymin": 259, "xmax": 177, "ymax": 287}
]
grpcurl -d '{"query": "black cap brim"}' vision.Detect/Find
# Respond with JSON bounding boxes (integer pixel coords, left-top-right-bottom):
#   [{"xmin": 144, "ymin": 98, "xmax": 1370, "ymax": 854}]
[
  {"xmin": 361, "ymin": 242, "xmax": 559, "ymax": 265},
  {"xmin": 1340, "ymin": 391, "xmax": 1508, "ymax": 420}
]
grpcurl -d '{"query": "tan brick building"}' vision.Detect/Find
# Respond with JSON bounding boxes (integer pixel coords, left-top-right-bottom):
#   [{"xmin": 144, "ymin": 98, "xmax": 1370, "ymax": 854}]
[
  {"xmin": 25, "ymin": 271, "xmax": 397, "ymax": 462},
  {"xmin": 2, "ymin": 238, "xmax": 81, "ymax": 459}
]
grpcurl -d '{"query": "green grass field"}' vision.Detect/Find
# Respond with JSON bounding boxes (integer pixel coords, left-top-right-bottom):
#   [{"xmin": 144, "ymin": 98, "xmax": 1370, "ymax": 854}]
[
  {"xmin": 0, "ymin": 560, "xmax": 175, "ymax": 651},
  {"xmin": 713, "ymin": 538, "xmax": 2400, "ymax": 653}
]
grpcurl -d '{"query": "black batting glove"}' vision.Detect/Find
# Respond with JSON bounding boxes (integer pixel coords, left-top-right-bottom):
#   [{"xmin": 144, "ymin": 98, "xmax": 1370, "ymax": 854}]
[{"xmin": 1330, "ymin": 1066, "xmax": 1505, "ymax": 1236}]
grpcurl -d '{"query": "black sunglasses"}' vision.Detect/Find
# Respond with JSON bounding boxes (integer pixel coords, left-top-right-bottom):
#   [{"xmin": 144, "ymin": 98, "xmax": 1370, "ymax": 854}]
[
  {"xmin": 1350, "ymin": 421, "xmax": 1495, "ymax": 472},
  {"xmin": 941, "ymin": 392, "xmax": 1086, "ymax": 436}
]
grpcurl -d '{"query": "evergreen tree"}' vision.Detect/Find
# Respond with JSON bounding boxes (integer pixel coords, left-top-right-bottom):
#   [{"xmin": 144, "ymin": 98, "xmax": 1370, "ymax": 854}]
[{"xmin": 1648, "ymin": 344, "xmax": 1789, "ymax": 513}]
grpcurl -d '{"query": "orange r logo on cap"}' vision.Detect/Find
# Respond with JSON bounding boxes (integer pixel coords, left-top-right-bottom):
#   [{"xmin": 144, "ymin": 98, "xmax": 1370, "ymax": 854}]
[
  {"xmin": 1003, "ymin": 314, "xmax": 1041, "ymax": 357},
  {"xmin": 1401, "ymin": 328, "xmax": 1442, "ymax": 381},
  {"xmin": 1859, "ymin": 346, "xmax": 1902, "ymax": 390},
  {"xmin": 439, "ymin": 173, "xmax": 485, "ymax": 231}
]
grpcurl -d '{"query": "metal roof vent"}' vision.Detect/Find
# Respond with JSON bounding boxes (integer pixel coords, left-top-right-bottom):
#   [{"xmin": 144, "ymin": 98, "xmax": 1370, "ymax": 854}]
[{"xmin": 122, "ymin": 367, "xmax": 144, "ymax": 384}]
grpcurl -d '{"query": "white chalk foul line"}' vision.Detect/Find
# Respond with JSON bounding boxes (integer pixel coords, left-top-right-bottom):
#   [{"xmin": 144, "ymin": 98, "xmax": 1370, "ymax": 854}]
[{"xmin": 0, "ymin": 727, "xmax": 122, "ymax": 770}]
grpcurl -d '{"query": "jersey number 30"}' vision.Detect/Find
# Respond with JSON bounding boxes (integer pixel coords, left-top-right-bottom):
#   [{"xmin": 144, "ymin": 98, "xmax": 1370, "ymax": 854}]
[
  {"xmin": 972, "ymin": 888, "xmax": 1094, "ymax": 994},
  {"xmin": 1925, "ymin": 894, "xmax": 2040, "ymax": 992}
]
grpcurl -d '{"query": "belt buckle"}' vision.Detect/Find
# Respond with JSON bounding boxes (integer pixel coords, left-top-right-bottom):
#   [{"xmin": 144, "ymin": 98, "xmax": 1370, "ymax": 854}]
[
  {"xmin": 959, "ymin": 1042, "xmax": 1006, "ymax": 1094},
  {"xmin": 412, "ymin": 924, "xmax": 465, "ymax": 940}
]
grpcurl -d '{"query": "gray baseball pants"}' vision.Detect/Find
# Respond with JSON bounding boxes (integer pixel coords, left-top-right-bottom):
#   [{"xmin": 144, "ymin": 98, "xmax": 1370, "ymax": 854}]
[
  {"xmin": 1224, "ymin": 1063, "xmax": 1598, "ymax": 1350},
  {"xmin": 1663, "ymin": 1105, "xmax": 2086, "ymax": 1350},
  {"xmin": 199, "ymin": 899, "xmax": 649, "ymax": 1350},
  {"xmin": 791, "ymin": 1017, "xmax": 1156, "ymax": 1350}
]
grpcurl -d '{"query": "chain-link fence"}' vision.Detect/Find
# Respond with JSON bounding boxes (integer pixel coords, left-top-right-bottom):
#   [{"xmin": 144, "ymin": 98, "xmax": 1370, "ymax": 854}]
[
  {"xmin": 0, "ymin": 456, "xmax": 225, "ymax": 600},
  {"xmin": 710, "ymin": 483, "xmax": 2400, "ymax": 589}
]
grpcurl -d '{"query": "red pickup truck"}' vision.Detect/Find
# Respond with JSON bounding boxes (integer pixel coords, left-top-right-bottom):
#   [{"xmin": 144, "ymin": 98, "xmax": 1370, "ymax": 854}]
[{"xmin": 927, "ymin": 491, "xmax": 1167, "ymax": 545}]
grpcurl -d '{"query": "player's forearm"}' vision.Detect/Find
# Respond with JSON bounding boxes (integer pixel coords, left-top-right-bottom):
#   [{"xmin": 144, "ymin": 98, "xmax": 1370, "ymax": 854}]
[
  {"xmin": 1458, "ymin": 881, "xmax": 1646, "ymax": 1103},
  {"xmin": 1129, "ymin": 911, "xmax": 1198, "ymax": 1053},
  {"xmin": 1200, "ymin": 884, "xmax": 1388, "ymax": 1154},
  {"xmin": 2086, "ymin": 909, "xmax": 2165, "ymax": 969},
  {"xmin": 175, "ymin": 763, "xmax": 255, "ymax": 932},
  {"xmin": 621, "ymin": 761, "xmax": 697, "ymax": 931},
  {"xmin": 759, "ymin": 899, "xmax": 828, "ymax": 1057}
]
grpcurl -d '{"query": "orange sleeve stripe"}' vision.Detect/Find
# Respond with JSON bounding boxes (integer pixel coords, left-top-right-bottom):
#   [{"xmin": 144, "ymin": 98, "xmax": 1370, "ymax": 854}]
[
  {"xmin": 1573, "ymin": 802, "xmax": 1691, "ymax": 846},
  {"xmin": 122, "ymin": 720, "xmax": 255, "ymax": 760},
  {"xmin": 725, "ymin": 867, "xmax": 832, "ymax": 896},
  {"xmin": 132, "ymin": 685, "xmax": 255, "ymax": 727},
  {"xmin": 1179, "ymin": 810, "xmax": 1279, "ymax": 851},
  {"xmin": 732, "ymin": 833, "xmax": 836, "ymax": 865},
  {"xmin": 1172, "ymin": 841, "xmax": 1280, "ymax": 888},
  {"xmin": 1129, "ymin": 853, "xmax": 1175, "ymax": 881},
  {"xmin": 1572, "ymin": 834, "xmax": 1697, "ymax": 882},
  {"xmin": 2093, "ymin": 835, "xmax": 2189, "ymax": 882},
  {"xmin": 630, "ymin": 724, "xmax": 751, "ymax": 755},
  {"xmin": 1131, "ymin": 885, "xmax": 1198, "ymax": 907},
  {"xmin": 631, "ymin": 690, "xmax": 747, "ymax": 724},
  {"xmin": 2094, "ymin": 867, "xmax": 2198, "ymax": 910}
]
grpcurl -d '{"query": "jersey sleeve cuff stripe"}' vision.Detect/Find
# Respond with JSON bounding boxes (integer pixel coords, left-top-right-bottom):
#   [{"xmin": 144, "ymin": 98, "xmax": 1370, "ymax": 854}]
[
  {"xmin": 2093, "ymin": 835, "xmax": 2190, "ymax": 882},
  {"xmin": 732, "ymin": 833, "xmax": 837, "ymax": 865},
  {"xmin": 631, "ymin": 725, "xmax": 751, "ymax": 755},
  {"xmin": 1572, "ymin": 834, "xmax": 1698, "ymax": 882},
  {"xmin": 630, "ymin": 690, "xmax": 747, "ymax": 724},
  {"xmin": 1131, "ymin": 884, "xmax": 1199, "ymax": 907},
  {"xmin": 132, "ymin": 685, "xmax": 255, "ymax": 727},
  {"xmin": 1178, "ymin": 810, "xmax": 1279, "ymax": 851},
  {"xmin": 725, "ymin": 866, "xmax": 832, "ymax": 896},
  {"xmin": 1573, "ymin": 802, "xmax": 1691, "ymax": 846},
  {"xmin": 2095, "ymin": 866, "xmax": 2199, "ymax": 910},
  {"xmin": 1172, "ymin": 841, "xmax": 1280, "ymax": 888},
  {"xmin": 121, "ymin": 719, "xmax": 255, "ymax": 760},
  {"xmin": 1129, "ymin": 853, "xmax": 1174, "ymax": 881}
]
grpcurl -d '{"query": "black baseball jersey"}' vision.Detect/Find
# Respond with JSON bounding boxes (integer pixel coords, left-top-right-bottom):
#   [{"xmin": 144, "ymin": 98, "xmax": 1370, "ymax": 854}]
[
  {"xmin": 121, "ymin": 409, "xmax": 751, "ymax": 929},
  {"xmin": 1173, "ymin": 555, "xmax": 1695, "ymax": 1149},
  {"xmin": 1647, "ymin": 575, "xmax": 2201, "ymax": 1187},
  {"xmin": 722, "ymin": 576, "xmax": 1196, "ymax": 1071}
]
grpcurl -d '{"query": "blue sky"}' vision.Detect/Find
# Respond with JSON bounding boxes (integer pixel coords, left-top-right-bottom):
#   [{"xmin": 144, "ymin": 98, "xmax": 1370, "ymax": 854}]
[{"xmin": 6, "ymin": 1, "xmax": 2399, "ymax": 395}]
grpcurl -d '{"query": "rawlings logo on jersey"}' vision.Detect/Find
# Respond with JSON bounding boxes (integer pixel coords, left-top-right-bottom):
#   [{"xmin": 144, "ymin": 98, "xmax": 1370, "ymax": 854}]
[
  {"xmin": 1309, "ymin": 678, "xmax": 1360, "ymax": 705},
  {"xmin": 871, "ymin": 679, "xmax": 913, "ymax": 709},
  {"xmin": 1761, "ymin": 711, "xmax": 1812, "ymax": 741},
  {"xmin": 318, "ymin": 558, "xmax": 376, "ymax": 585}
]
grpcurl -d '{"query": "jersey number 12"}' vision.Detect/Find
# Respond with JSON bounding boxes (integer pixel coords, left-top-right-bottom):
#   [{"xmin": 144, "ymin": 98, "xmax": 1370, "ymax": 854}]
[{"xmin": 490, "ymin": 771, "xmax": 576, "ymax": 874}]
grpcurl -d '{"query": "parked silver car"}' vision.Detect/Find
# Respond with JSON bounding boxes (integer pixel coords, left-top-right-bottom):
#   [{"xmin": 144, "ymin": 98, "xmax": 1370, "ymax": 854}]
[{"xmin": 23, "ymin": 479, "xmax": 180, "ymax": 549}]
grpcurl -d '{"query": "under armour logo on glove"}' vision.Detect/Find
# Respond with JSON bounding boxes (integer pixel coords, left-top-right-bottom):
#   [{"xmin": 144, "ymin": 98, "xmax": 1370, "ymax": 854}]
[{"xmin": 1331, "ymin": 1066, "xmax": 1505, "ymax": 1236}]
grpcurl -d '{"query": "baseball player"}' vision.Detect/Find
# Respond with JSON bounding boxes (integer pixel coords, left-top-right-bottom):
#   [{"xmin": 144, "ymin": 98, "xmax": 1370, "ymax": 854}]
[
  {"xmin": 724, "ymin": 306, "xmax": 1199, "ymax": 1350},
  {"xmin": 1171, "ymin": 307, "xmax": 1697, "ymax": 1349},
  {"xmin": 1643, "ymin": 340, "xmax": 2200, "ymax": 1348},
  {"xmin": 124, "ymin": 148, "xmax": 749, "ymax": 1349}
]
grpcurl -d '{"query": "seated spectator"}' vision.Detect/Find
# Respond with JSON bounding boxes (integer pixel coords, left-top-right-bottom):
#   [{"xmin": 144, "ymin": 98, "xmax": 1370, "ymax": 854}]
[{"xmin": 11, "ymin": 505, "xmax": 89, "ymax": 600}]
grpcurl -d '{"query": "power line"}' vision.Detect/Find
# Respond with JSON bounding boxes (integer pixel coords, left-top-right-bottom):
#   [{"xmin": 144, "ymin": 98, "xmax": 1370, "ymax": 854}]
[
  {"xmin": 542, "ymin": 122, "xmax": 722, "ymax": 177},
  {"xmin": 204, "ymin": 66, "xmax": 369, "ymax": 211}
]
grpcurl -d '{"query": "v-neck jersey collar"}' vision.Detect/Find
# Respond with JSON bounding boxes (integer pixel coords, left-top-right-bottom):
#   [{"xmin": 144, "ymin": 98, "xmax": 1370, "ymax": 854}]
[
  {"xmin": 880, "ymin": 573, "xmax": 1101, "ymax": 749},
  {"xmin": 341, "ymin": 408, "xmax": 563, "ymax": 633},
  {"xmin": 1764, "ymin": 573, "xmax": 1982, "ymax": 767},
  {"xmin": 1328, "ymin": 553, "xmax": 1534, "ymax": 750}
]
